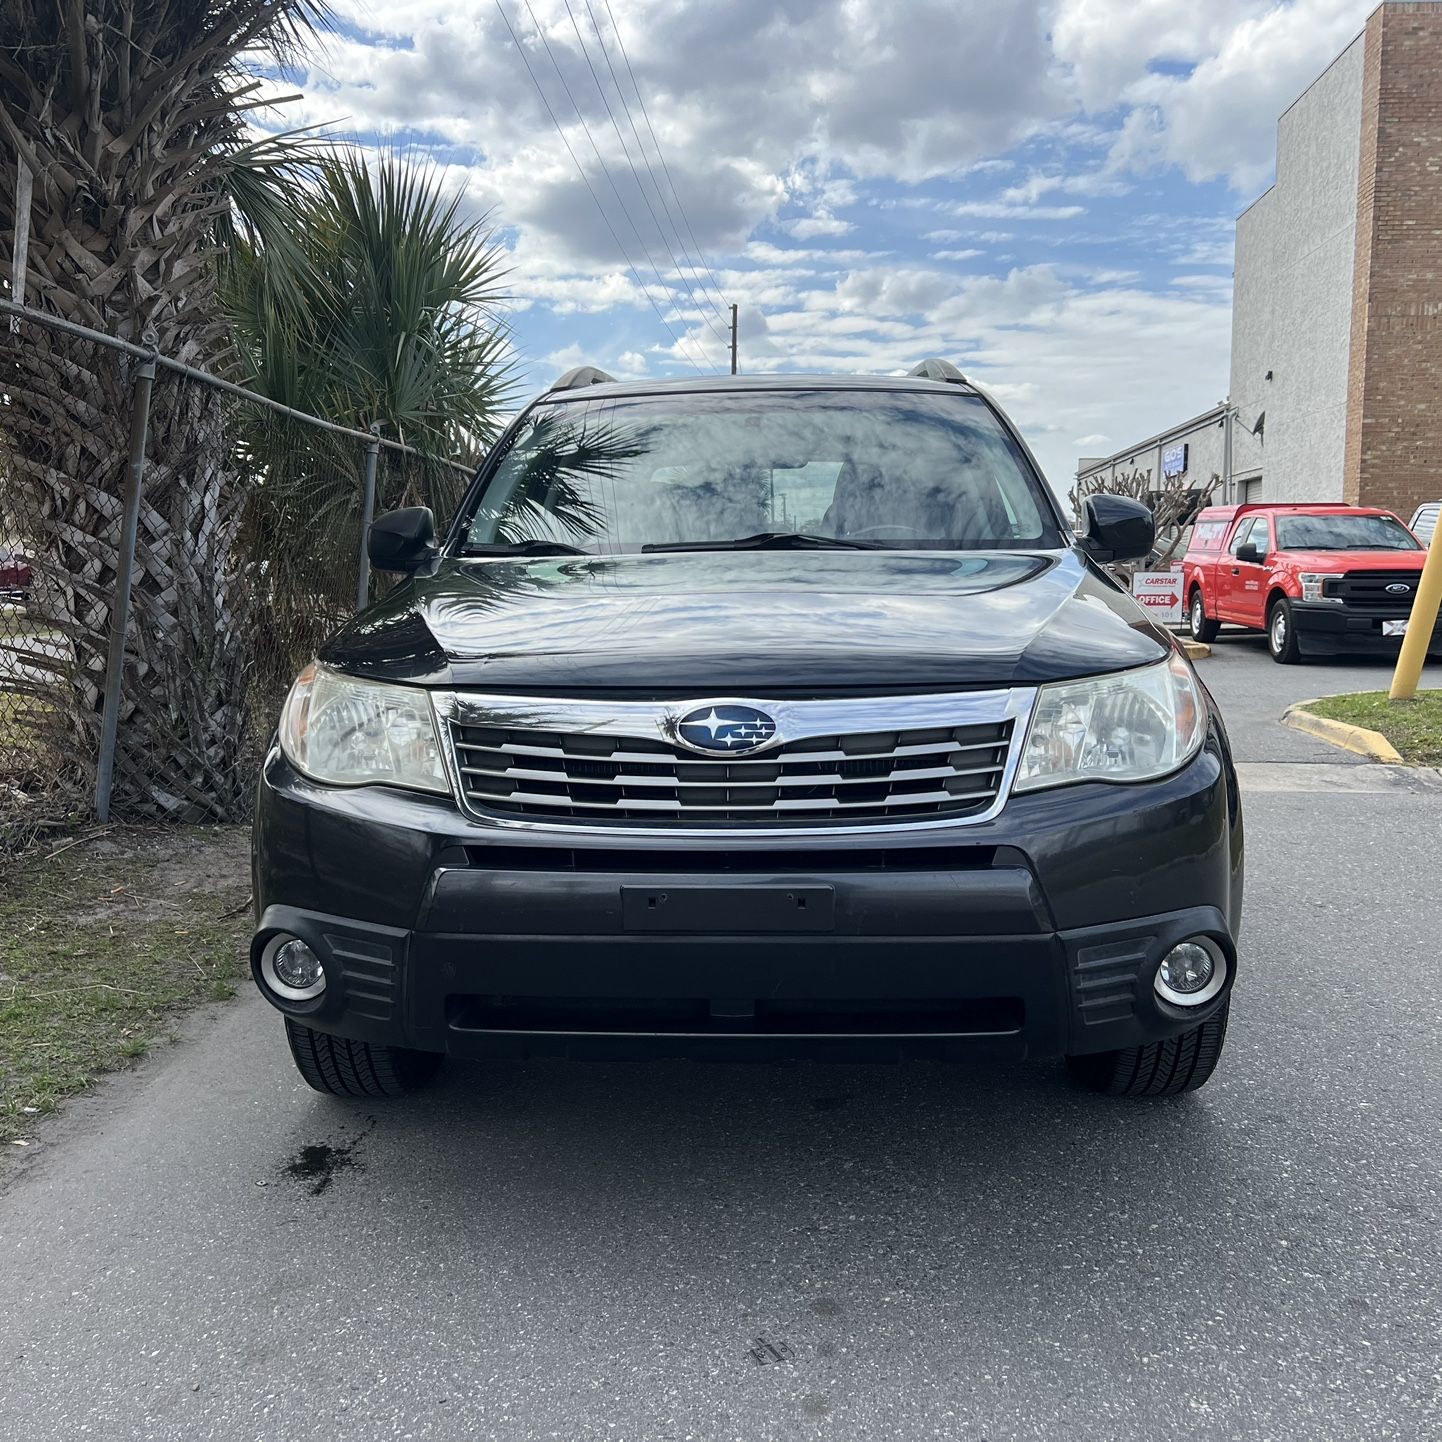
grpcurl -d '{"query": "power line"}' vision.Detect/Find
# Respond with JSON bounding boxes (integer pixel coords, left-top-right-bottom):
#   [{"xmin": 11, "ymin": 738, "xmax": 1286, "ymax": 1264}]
[
  {"xmin": 493, "ymin": 1, "xmax": 709, "ymax": 374},
  {"xmin": 600, "ymin": 0, "xmax": 733, "ymax": 326},
  {"xmin": 517, "ymin": 0, "xmax": 719, "ymax": 373},
  {"xmin": 577, "ymin": 0, "xmax": 731, "ymax": 338},
  {"xmin": 563, "ymin": 0, "xmax": 730, "ymax": 353}
]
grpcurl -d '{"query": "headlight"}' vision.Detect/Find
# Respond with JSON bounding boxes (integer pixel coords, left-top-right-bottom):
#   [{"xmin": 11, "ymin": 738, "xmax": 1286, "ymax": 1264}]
[
  {"xmin": 279, "ymin": 663, "xmax": 450, "ymax": 794},
  {"xmin": 1298, "ymin": 573, "xmax": 1338, "ymax": 603},
  {"xmin": 1014, "ymin": 653, "xmax": 1206, "ymax": 792}
]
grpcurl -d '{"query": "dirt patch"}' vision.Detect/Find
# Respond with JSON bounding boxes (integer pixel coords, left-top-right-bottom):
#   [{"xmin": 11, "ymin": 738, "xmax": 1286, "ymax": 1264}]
[
  {"xmin": 0, "ymin": 824, "xmax": 253, "ymax": 1148},
  {"xmin": 71, "ymin": 829, "xmax": 250, "ymax": 924}
]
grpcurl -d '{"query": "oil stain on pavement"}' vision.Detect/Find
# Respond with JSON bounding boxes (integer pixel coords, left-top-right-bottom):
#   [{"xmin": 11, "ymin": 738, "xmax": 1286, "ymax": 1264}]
[{"xmin": 281, "ymin": 1119, "xmax": 375, "ymax": 1195}]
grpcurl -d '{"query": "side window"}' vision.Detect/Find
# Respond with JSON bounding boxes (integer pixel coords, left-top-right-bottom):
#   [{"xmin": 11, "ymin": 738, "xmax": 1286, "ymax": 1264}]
[
  {"xmin": 1231, "ymin": 518, "xmax": 1264, "ymax": 556},
  {"xmin": 1252, "ymin": 517, "xmax": 1272, "ymax": 554}
]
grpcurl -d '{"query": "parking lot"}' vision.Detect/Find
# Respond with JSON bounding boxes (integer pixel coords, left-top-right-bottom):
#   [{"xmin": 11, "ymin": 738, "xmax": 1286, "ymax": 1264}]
[{"xmin": 2, "ymin": 639, "xmax": 1440, "ymax": 1442}]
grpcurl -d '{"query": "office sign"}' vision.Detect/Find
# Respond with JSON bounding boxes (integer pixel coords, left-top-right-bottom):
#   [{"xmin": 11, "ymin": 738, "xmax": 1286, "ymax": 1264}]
[{"xmin": 1131, "ymin": 570, "xmax": 1183, "ymax": 623}]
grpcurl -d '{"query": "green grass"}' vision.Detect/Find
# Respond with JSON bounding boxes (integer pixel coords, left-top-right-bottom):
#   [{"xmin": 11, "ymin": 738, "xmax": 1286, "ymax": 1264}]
[
  {"xmin": 0, "ymin": 690, "xmax": 57, "ymax": 756},
  {"xmin": 0, "ymin": 690, "xmax": 32, "ymax": 749},
  {"xmin": 1308, "ymin": 689, "xmax": 1442, "ymax": 766},
  {"xmin": 0, "ymin": 607, "xmax": 51, "ymax": 640},
  {"xmin": 0, "ymin": 826, "xmax": 252, "ymax": 1146}
]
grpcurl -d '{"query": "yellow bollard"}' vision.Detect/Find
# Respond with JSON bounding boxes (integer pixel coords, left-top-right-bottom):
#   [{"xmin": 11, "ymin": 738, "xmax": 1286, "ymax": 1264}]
[{"xmin": 1389, "ymin": 526, "xmax": 1442, "ymax": 700}]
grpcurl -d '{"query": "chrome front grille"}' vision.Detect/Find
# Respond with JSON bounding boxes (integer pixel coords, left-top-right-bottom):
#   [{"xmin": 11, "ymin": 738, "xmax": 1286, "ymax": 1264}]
[{"xmin": 436, "ymin": 690, "xmax": 1032, "ymax": 832}]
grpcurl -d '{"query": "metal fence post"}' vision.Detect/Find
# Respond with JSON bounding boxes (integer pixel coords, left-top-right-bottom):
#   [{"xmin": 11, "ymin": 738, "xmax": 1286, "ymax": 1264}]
[
  {"xmin": 356, "ymin": 427, "xmax": 381, "ymax": 613},
  {"xmin": 95, "ymin": 344, "xmax": 158, "ymax": 823}
]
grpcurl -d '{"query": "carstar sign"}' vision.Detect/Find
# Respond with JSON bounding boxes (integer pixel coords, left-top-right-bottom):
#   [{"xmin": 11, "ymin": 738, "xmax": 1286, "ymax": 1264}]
[{"xmin": 1131, "ymin": 570, "xmax": 1184, "ymax": 624}]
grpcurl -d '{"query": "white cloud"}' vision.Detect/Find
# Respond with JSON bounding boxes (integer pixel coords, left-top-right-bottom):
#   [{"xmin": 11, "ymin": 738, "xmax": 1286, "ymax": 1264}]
[
  {"xmin": 931, "ymin": 248, "xmax": 984, "ymax": 262},
  {"xmin": 1055, "ymin": 0, "xmax": 1374, "ymax": 192},
  {"xmin": 1175, "ymin": 237, "xmax": 1235, "ymax": 267},
  {"xmin": 743, "ymin": 241, "xmax": 890, "ymax": 267},
  {"xmin": 784, "ymin": 213, "xmax": 855, "ymax": 239},
  {"xmin": 541, "ymin": 342, "xmax": 590, "ymax": 373},
  {"xmin": 943, "ymin": 201, "xmax": 1088, "ymax": 220},
  {"xmin": 1052, "ymin": 0, "xmax": 1262, "ymax": 110}
]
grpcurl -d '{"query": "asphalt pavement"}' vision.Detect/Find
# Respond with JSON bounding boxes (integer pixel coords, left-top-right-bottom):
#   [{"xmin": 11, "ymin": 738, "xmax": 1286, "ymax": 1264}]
[
  {"xmin": 2, "ymin": 642, "xmax": 1440, "ymax": 1441},
  {"xmin": 1196, "ymin": 627, "xmax": 1441, "ymax": 762}
]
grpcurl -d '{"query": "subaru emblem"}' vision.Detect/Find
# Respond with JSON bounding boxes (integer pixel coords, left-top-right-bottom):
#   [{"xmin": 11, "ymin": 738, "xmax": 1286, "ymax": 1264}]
[
  {"xmin": 1385, "ymin": 582, "xmax": 1412, "ymax": 594},
  {"xmin": 674, "ymin": 704, "xmax": 779, "ymax": 755}
]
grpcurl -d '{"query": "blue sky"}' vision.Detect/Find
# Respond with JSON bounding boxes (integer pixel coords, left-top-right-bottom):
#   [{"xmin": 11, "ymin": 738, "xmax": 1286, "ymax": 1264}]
[{"xmin": 263, "ymin": 0, "xmax": 1379, "ymax": 491}]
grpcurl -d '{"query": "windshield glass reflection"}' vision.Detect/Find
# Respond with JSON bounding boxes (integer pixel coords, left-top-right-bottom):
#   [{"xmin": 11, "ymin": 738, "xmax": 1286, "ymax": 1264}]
[{"xmin": 462, "ymin": 391, "xmax": 1059, "ymax": 553}]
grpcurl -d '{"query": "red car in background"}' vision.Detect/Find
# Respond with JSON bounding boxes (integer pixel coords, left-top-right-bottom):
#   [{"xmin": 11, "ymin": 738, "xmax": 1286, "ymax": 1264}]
[
  {"xmin": 0, "ymin": 548, "xmax": 31, "ymax": 602},
  {"xmin": 1181, "ymin": 503, "xmax": 1441, "ymax": 663}
]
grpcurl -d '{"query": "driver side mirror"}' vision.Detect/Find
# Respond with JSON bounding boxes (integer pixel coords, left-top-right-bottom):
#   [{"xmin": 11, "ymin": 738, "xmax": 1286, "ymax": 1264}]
[
  {"xmin": 1235, "ymin": 542, "xmax": 1263, "ymax": 564},
  {"xmin": 367, "ymin": 506, "xmax": 437, "ymax": 573},
  {"xmin": 1078, "ymin": 494, "xmax": 1155, "ymax": 563}
]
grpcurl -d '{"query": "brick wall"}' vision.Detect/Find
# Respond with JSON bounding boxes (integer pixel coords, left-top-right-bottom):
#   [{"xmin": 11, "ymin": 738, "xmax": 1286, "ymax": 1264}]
[{"xmin": 1344, "ymin": 2, "xmax": 1442, "ymax": 520}]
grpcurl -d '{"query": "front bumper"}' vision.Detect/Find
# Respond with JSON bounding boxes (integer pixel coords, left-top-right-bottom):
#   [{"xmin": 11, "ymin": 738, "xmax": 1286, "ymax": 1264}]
[
  {"xmin": 1291, "ymin": 600, "xmax": 1442, "ymax": 655},
  {"xmin": 251, "ymin": 729, "xmax": 1243, "ymax": 1063}
]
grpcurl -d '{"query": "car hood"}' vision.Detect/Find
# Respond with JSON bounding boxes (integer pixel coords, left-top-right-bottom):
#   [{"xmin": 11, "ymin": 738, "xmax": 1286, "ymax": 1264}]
[
  {"xmin": 1274, "ymin": 548, "xmax": 1427, "ymax": 570},
  {"xmin": 319, "ymin": 549, "xmax": 1170, "ymax": 691}
]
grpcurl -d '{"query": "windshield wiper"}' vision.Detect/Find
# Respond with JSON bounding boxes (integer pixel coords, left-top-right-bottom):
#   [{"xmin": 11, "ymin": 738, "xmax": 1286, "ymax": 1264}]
[
  {"xmin": 459, "ymin": 540, "xmax": 591, "ymax": 557},
  {"xmin": 642, "ymin": 531, "xmax": 883, "ymax": 553}
]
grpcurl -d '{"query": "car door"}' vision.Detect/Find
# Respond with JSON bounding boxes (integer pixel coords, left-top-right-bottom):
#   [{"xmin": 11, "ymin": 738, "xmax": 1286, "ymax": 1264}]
[
  {"xmin": 1214, "ymin": 519, "xmax": 1249, "ymax": 621},
  {"xmin": 1226, "ymin": 516, "xmax": 1272, "ymax": 628}
]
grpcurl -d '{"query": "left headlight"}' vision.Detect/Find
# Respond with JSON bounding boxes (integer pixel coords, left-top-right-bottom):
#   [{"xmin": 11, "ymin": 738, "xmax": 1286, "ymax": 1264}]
[
  {"xmin": 1298, "ymin": 572, "xmax": 1339, "ymax": 603},
  {"xmin": 279, "ymin": 662, "xmax": 450, "ymax": 794},
  {"xmin": 1014, "ymin": 653, "xmax": 1206, "ymax": 793}
]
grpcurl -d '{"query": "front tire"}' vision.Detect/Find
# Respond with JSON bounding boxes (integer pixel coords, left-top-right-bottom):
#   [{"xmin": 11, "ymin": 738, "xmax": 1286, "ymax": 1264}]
[
  {"xmin": 1267, "ymin": 597, "xmax": 1302, "ymax": 664},
  {"xmin": 284, "ymin": 1018, "xmax": 443, "ymax": 1097},
  {"xmin": 1188, "ymin": 588, "xmax": 1220, "ymax": 643},
  {"xmin": 1067, "ymin": 1001, "xmax": 1229, "ymax": 1097}
]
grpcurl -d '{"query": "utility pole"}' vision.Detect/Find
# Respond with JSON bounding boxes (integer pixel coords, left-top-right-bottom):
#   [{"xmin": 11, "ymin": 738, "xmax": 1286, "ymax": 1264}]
[{"xmin": 730, "ymin": 303, "xmax": 738, "ymax": 375}]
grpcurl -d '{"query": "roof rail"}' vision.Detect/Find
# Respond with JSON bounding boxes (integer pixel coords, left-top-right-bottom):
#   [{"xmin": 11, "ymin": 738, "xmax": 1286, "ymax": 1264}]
[
  {"xmin": 550, "ymin": 365, "xmax": 617, "ymax": 392},
  {"xmin": 908, "ymin": 358, "xmax": 968, "ymax": 385}
]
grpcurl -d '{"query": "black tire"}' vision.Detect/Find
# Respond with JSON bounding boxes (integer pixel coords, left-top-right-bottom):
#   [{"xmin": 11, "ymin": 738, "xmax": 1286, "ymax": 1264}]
[
  {"xmin": 1067, "ymin": 1001, "xmax": 1229, "ymax": 1097},
  {"xmin": 1188, "ymin": 587, "xmax": 1220, "ymax": 643},
  {"xmin": 284, "ymin": 1018, "xmax": 443, "ymax": 1098},
  {"xmin": 1267, "ymin": 596, "xmax": 1303, "ymax": 663}
]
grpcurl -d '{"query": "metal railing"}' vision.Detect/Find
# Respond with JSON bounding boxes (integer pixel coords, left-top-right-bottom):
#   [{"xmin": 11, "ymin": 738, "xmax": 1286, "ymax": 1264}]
[{"xmin": 0, "ymin": 297, "xmax": 477, "ymax": 839}]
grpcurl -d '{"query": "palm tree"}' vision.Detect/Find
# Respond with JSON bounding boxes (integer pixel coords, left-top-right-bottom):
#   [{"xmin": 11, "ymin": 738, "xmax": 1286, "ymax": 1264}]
[
  {"xmin": 224, "ymin": 153, "xmax": 514, "ymax": 697},
  {"xmin": 0, "ymin": 0, "xmax": 318, "ymax": 820}
]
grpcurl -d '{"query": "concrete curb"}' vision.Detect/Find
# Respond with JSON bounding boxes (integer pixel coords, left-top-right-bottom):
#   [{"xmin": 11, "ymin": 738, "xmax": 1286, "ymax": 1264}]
[
  {"xmin": 1179, "ymin": 640, "xmax": 1211, "ymax": 661},
  {"xmin": 1282, "ymin": 699, "xmax": 1404, "ymax": 764}
]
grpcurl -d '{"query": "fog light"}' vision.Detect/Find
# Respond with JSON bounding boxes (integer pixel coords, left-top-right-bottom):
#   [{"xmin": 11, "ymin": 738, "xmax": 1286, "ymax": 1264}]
[
  {"xmin": 1154, "ymin": 938, "xmax": 1227, "ymax": 1007},
  {"xmin": 260, "ymin": 934, "xmax": 326, "ymax": 1002}
]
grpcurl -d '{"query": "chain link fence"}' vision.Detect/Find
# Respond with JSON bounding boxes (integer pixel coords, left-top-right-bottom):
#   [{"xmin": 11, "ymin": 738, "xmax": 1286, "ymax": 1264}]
[{"xmin": 0, "ymin": 299, "xmax": 472, "ymax": 861}]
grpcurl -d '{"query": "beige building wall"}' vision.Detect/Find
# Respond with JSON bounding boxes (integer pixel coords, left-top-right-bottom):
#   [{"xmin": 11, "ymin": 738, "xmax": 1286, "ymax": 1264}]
[{"xmin": 1229, "ymin": 32, "xmax": 1366, "ymax": 501}]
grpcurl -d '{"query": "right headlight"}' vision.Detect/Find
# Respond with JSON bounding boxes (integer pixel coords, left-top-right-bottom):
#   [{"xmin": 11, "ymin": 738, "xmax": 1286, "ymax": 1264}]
[
  {"xmin": 1014, "ymin": 653, "xmax": 1206, "ymax": 793},
  {"xmin": 279, "ymin": 662, "xmax": 450, "ymax": 795}
]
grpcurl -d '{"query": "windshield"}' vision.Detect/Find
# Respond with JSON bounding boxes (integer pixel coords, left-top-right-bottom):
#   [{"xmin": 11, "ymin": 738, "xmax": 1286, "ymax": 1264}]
[
  {"xmin": 1276, "ymin": 513, "xmax": 1420, "ymax": 551},
  {"xmin": 459, "ymin": 390, "xmax": 1061, "ymax": 553}
]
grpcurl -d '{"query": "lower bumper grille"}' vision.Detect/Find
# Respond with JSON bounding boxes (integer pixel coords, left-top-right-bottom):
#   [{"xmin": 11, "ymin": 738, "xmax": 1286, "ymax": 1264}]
[
  {"xmin": 450, "ymin": 717, "xmax": 1016, "ymax": 826},
  {"xmin": 448, "ymin": 994, "xmax": 1026, "ymax": 1036}
]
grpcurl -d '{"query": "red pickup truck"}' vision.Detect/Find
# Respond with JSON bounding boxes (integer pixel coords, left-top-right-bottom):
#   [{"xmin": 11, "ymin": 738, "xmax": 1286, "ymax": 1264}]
[
  {"xmin": 0, "ymin": 548, "xmax": 31, "ymax": 602},
  {"xmin": 1181, "ymin": 503, "xmax": 1440, "ymax": 663}
]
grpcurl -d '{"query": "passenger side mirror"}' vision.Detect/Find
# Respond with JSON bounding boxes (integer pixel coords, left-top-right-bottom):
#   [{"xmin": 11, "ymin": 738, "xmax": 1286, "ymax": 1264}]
[
  {"xmin": 1235, "ymin": 542, "xmax": 1263, "ymax": 564},
  {"xmin": 367, "ymin": 507, "xmax": 437, "ymax": 573},
  {"xmin": 1078, "ymin": 494, "xmax": 1155, "ymax": 563}
]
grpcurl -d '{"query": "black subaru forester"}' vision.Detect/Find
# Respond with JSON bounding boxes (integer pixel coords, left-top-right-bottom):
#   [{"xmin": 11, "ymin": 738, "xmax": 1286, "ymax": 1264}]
[{"xmin": 252, "ymin": 362, "xmax": 1242, "ymax": 1099}]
